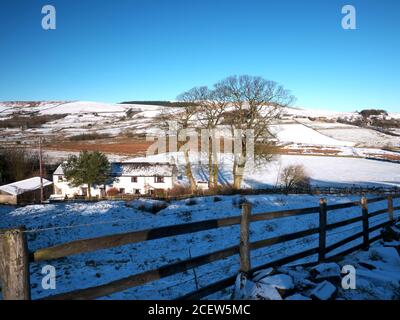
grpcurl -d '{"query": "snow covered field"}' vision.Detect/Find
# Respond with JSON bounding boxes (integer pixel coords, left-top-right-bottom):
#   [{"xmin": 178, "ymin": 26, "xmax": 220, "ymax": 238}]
[
  {"xmin": 269, "ymin": 124, "xmax": 355, "ymax": 147},
  {"xmin": 270, "ymin": 121, "xmax": 400, "ymax": 148},
  {"xmin": 126, "ymin": 152, "xmax": 400, "ymax": 189},
  {"xmin": 0, "ymin": 194, "xmax": 399, "ymax": 300},
  {"xmin": 318, "ymin": 127, "xmax": 400, "ymax": 148},
  {"xmin": 241, "ymin": 154, "xmax": 400, "ymax": 189}
]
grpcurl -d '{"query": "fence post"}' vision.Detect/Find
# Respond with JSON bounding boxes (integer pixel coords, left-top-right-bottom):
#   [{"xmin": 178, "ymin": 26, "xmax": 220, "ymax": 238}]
[
  {"xmin": 0, "ymin": 227, "xmax": 31, "ymax": 300},
  {"xmin": 239, "ymin": 203, "xmax": 251, "ymax": 275},
  {"xmin": 318, "ymin": 198, "xmax": 327, "ymax": 263},
  {"xmin": 361, "ymin": 196, "xmax": 369, "ymax": 249},
  {"xmin": 388, "ymin": 195, "xmax": 394, "ymax": 223}
]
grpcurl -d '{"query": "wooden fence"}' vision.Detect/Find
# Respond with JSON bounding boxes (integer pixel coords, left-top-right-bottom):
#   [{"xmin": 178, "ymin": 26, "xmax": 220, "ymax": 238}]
[{"xmin": 0, "ymin": 194, "xmax": 399, "ymax": 300}]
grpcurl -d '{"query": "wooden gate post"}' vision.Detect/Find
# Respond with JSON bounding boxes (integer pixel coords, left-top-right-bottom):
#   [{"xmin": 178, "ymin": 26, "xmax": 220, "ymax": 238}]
[
  {"xmin": 388, "ymin": 195, "xmax": 394, "ymax": 223},
  {"xmin": 318, "ymin": 198, "xmax": 327, "ymax": 263},
  {"xmin": 361, "ymin": 196, "xmax": 369, "ymax": 249},
  {"xmin": 0, "ymin": 227, "xmax": 31, "ymax": 300},
  {"xmin": 239, "ymin": 203, "xmax": 251, "ymax": 275}
]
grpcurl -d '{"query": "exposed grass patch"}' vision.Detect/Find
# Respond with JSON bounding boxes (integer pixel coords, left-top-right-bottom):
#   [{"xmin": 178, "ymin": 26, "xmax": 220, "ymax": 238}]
[
  {"xmin": 69, "ymin": 132, "xmax": 112, "ymax": 141},
  {"xmin": 0, "ymin": 114, "xmax": 67, "ymax": 129}
]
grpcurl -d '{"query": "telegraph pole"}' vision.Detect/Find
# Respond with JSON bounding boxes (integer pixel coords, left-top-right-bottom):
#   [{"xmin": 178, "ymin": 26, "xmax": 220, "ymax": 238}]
[{"xmin": 39, "ymin": 137, "xmax": 44, "ymax": 203}]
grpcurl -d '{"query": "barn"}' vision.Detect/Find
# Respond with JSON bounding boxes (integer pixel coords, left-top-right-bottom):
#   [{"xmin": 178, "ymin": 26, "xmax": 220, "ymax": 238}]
[{"xmin": 0, "ymin": 177, "xmax": 53, "ymax": 205}]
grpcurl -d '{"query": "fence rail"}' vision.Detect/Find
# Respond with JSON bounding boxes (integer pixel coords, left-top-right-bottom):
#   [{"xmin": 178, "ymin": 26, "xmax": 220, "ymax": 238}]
[{"xmin": 0, "ymin": 194, "xmax": 399, "ymax": 300}]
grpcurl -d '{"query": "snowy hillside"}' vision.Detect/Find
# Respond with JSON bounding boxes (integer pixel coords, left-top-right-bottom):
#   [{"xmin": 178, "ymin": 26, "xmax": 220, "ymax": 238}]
[
  {"xmin": 282, "ymin": 106, "xmax": 400, "ymax": 121},
  {"xmin": 0, "ymin": 100, "xmax": 399, "ymax": 177},
  {"xmin": 269, "ymin": 124, "xmax": 355, "ymax": 147},
  {"xmin": 0, "ymin": 101, "xmax": 173, "ymax": 146},
  {"xmin": 1, "ymin": 101, "xmax": 399, "ymax": 149}
]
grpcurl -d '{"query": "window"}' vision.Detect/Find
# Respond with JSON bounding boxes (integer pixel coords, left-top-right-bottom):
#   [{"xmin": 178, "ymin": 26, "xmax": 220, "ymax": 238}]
[
  {"xmin": 131, "ymin": 176, "xmax": 138, "ymax": 183},
  {"xmin": 119, "ymin": 188, "xmax": 125, "ymax": 194},
  {"xmin": 58, "ymin": 176, "xmax": 65, "ymax": 182},
  {"xmin": 154, "ymin": 176, "xmax": 164, "ymax": 183}
]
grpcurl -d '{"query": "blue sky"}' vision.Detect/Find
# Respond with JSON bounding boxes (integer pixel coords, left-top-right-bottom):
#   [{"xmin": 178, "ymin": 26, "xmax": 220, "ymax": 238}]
[{"xmin": 0, "ymin": 0, "xmax": 399, "ymax": 112}]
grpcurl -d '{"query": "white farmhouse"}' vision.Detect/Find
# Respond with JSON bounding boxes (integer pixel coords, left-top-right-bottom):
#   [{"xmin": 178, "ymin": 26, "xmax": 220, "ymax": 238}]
[{"xmin": 53, "ymin": 162, "xmax": 178, "ymax": 198}]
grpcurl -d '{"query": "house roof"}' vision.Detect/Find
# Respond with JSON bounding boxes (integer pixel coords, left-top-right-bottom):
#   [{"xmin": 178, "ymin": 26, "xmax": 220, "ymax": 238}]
[
  {"xmin": 111, "ymin": 162, "xmax": 177, "ymax": 177},
  {"xmin": 0, "ymin": 177, "xmax": 53, "ymax": 196},
  {"xmin": 54, "ymin": 162, "xmax": 177, "ymax": 177}
]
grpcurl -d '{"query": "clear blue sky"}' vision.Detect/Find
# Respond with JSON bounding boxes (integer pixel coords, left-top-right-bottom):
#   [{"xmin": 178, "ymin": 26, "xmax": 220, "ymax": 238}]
[{"xmin": 0, "ymin": 0, "xmax": 399, "ymax": 112}]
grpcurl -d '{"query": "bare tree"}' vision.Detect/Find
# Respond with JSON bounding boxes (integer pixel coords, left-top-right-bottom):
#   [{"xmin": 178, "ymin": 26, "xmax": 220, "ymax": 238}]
[
  {"xmin": 280, "ymin": 164, "xmax": 311, "ymax": 193},
  {"xmin": 216, "ymin": 75, "xmax": 295, "ymax": 189},
  {"xmin": 156, "ymin": 97, "xmax": 199, "ymax": 192},
  {"xmin": 178, "ymin": 86, "xmax": 229, "ymax": 189}
]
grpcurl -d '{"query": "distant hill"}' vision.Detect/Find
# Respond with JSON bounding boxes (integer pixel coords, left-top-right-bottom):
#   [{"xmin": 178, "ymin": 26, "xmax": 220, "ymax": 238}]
[
  {"xmin": 1, "ymin": 100, "xmax": 399, "ymax": 149},
  {"xmin": 120, "ymin": 101, "xmax": 194, "ymax": 107}
]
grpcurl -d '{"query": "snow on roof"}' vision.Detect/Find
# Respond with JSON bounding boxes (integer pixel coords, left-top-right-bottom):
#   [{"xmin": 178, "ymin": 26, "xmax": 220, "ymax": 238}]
[
  {"xmin": 54, "ymin": 162, "xmax": 177, "ymax": 177},
  {"xmin": 112, "ymin": 162, "xmax": 177, "ymax": 177},
  {"xmin": 0, "ymin": 177, "xmax": 53, "ymax": 196},
  {"xmin": 53, "ymin": 164, "xmax": 65, "ymax": 175}
]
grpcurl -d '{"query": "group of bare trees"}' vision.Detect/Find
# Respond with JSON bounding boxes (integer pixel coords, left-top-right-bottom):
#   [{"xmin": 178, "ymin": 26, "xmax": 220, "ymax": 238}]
[
  {"xmin": 0, "ymin": 148, "xmax": 42, "ymax": 184},
  {"xmin": 156, "ymin": 75, "xmax": 295, "ymax": 191},
  {"xmin": 280, "ymin": 164, "xmax": 311, "ymax": 193}
]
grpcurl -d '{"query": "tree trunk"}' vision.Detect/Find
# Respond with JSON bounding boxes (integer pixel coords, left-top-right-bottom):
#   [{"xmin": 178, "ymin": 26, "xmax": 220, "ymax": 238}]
[
  {"xmin": 233, "ymin": 145, "xmax": 246, "ymax": 190},
  {"xmin": 213, "ymin": 163, "xmax": 218, "ymax": 189},
  {"xmin": 88, "ymin": 183, "xmax": 92, "ymax": 200},
  {"xmin": 233, "ymin": 164, "xmax": 245, "ymax": 189},
  {"xmin": 208, "ymin": 137, "xmax": 214, "ymax": 189},
  {"xmin": 211, "ymin": 131, "xmax": 219, "ymax": 189},
  {"xmin": 184, "ymin": 149, "xmax": 197, "ymax": 193},
  {"xmin": 232, "ymin": 157, "xmax": 237, "ymax": 181}
]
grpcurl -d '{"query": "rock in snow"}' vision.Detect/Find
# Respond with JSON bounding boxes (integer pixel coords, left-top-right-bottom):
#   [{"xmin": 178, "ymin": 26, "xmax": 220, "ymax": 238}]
[
  {"xmin": 249, "ymin": 282, "xmax": 283, "ymax": 300},
  {"xmin": 233, "ymin": 273, "xmax": 253, "ymax": 300},
  {"xmin": 310, "ymin": 262, "xmax": 341, "ymax": 281},
  {"xmin": 259, "ymin": 274, "xmax": 294, "ymax": 290},
  {"xmin": 252, "ymin": 267, "xmax": 274, "ymax": 282},
  {"xmin": 283, "ymin": 268, "xmax": 314, "ymax": 289},
  {"xmin": 310, "ymin": 281, "xmax": 337, "ymax": 300}
]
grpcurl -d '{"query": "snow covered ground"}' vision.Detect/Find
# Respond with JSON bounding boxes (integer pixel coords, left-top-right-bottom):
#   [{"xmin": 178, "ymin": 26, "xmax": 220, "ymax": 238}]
[
  {"xmin": 126, "ymin": 151, "xmax": 400, "ymax": 189},
  {"xmin": 237, "ymin": 241, "xmax": 400, "ymax": 300},
  {"xmin": 241, "ymin": 154, "xmax": 400, "ymax": 189},
  {"xmin": 269, "ymin": 124, "xmax": 355, "ymax": 147},
  {"xmin": 270, "ymin": 121, "xmax": 400, "ymax": 148},
  {"xmin": 318, "ymin": 127, "xmax": 400, "ymax": 148},
  {"xmin": 0, "ymin": 194, "xmax": 399, "ymax": 300}
]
